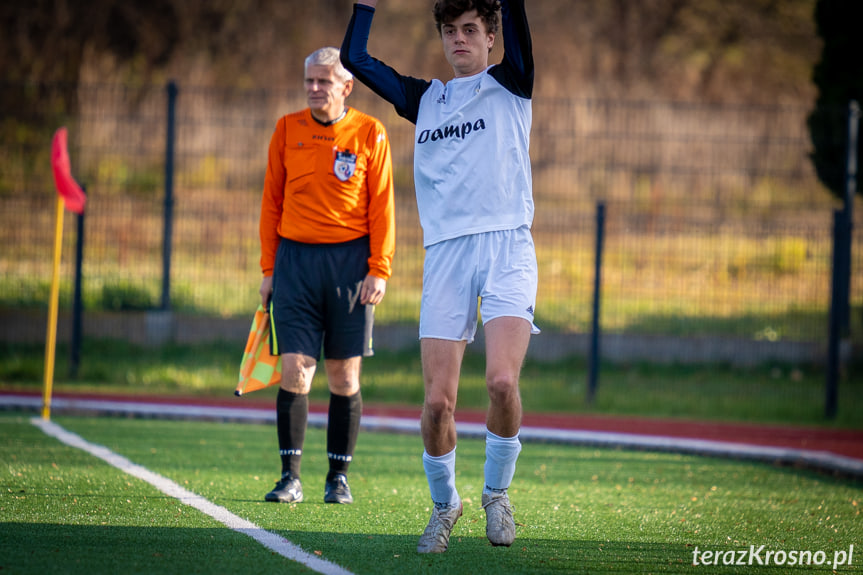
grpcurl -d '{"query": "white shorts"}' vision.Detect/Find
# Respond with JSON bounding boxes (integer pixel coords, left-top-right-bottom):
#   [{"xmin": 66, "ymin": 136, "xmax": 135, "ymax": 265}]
[{"xmin": 419, "ymin": 227, "xmax": 540, "ymax": 343}]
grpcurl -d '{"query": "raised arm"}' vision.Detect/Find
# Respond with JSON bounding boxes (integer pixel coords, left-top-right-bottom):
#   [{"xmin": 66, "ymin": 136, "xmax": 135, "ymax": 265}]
[
  {"xmin": 491, "ymin": 0, "xmax": 534, "ymax": 99},
  {"xmin": 341, "ymin": 2, "xmax": 429, "ymax": 124}
]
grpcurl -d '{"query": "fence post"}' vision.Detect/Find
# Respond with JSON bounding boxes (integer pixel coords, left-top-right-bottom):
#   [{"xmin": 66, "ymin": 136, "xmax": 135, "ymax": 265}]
[
  {"xmin": 69, "ymin": 206, "xmax": 85, "ymax": 378},
  {"xmin": 844, "ymin": 101, "xmax": 859, "ymax": 220},
  {"xmin": 839, "ymin": 100, "xmax": 859, "ymax": 333},
  {"xmin": 826, "ymin": 209, "xmax": 845, "ymax": 420},
  {"xmin": 161, "ymin": 81, "xmax": 178, "ymax": 311},
  {"xmin": 587, "ymin": 202, "xmax": 606, "ymax": 406},
  {"xmin": 825, "ymin": 100, "xmax": 859, "ymax": 420}
]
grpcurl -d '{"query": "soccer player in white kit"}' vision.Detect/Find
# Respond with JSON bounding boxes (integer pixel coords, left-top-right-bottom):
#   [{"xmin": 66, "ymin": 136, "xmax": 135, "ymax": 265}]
[{"xmin": 342, "ymin": 0, "xmax": 538, "ymax": 553}]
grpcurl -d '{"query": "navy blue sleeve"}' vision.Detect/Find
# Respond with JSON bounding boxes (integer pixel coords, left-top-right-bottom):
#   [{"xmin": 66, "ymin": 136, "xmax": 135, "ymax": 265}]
[
  {"xmin": 489, "ymin": 0, "xmax": 534, "ymax": 99},
  {"xmin": 341, "ymin": 4, "xmax": 430, "ymax": 125}
]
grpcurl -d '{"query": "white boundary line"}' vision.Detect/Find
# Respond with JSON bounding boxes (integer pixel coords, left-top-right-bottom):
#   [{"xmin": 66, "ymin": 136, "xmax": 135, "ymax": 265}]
[{"xmin": 30, "ymin": 416, "xmax": 355, "ymax": 575}]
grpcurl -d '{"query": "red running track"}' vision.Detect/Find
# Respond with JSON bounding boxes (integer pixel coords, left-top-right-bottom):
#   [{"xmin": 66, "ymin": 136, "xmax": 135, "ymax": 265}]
[{"xmin": 7, "ymin": 390, "xmax": 861, "ymax": 463}]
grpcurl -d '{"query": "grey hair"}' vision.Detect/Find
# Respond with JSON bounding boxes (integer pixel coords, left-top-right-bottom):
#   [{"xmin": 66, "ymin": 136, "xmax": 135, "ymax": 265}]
[{"xmin": 305, "ymin": 47, "xmax": 353, "ymax": 83}]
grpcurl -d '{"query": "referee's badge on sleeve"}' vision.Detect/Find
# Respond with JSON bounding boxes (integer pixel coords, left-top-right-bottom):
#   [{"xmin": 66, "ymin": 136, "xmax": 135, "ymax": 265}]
[{"xmin": 334, "ymin": 150, "xmax": 357, "ymax": 182}]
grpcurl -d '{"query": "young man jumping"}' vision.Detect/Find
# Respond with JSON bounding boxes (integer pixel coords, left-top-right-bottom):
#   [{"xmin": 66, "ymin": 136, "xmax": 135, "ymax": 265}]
[{"xmin": 342, "ymin": 0, "xmax": 537, "ymax": 553}]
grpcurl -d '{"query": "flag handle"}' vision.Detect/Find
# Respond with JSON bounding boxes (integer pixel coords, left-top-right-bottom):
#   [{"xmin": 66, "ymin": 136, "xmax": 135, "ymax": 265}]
[{"xmin": 42, "ymin": 196, "xmax": 65, "ymax": 420}]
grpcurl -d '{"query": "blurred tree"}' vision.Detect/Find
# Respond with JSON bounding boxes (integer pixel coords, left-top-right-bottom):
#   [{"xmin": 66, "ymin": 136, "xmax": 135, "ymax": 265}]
[
  {"xmin": 0, "ymin": 0, "xmax": 182, "ymax": 132},
  {"xmin": 530, "ymin": 0, "xmax": 818, "ymax": 104},
  {"xmin": 807, "ymin": 0, "xmax": 863, "ymax": 199},
  {"xmin": 0, "ymin": 0, "xmax": 180, "ymax": 87},
  {"xmin": 0, "ymin": 0, "xmax": 823, "ymax": 109}
]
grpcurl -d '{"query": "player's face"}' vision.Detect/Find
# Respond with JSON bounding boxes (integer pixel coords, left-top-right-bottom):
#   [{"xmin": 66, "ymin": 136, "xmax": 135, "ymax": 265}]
[
  {"xmin": 304, "ymin": 65, "xmax": 353, "ymax": 122},
  {"xmin": 441, "ymin": 10, "xmax": 495, "ymax": 78}
]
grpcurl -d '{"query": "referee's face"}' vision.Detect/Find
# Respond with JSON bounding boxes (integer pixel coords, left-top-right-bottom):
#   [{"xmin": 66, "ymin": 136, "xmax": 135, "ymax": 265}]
[{"xmin": 305, "ymin": 65, "xmax": 353, "ymax": 123}]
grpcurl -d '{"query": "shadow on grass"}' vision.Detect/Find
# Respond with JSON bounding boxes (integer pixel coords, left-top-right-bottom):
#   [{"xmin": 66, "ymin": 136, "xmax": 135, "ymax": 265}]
[
  {"xmin": 0, "ymin": 522, "xmax": 713, "ymax": 575},
  {"xmin": 0, "ymin": 523, "xmax": 296, "ymax": 574}
]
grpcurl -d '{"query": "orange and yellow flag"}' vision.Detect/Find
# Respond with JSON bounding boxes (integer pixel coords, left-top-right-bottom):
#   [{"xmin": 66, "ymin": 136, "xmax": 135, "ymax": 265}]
[{"xmin": 236, "ymin": 305, "xmax": 282, "ymax": 396}]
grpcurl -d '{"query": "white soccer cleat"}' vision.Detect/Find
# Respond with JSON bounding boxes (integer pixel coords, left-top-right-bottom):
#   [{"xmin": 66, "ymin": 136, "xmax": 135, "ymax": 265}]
[
  {"xmin": 482, "ymin": 491, "xmax": 515, "ymax": 546},
  {"xmin": 416, "ymin": 501, "xmax": 463, "ymax": 553}
]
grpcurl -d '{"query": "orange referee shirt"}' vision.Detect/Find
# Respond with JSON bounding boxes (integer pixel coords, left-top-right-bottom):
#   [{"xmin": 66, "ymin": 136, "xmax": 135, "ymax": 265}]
[{"xmin": 259, "ymin": 107, "xmax": 396, "ymax": 280}]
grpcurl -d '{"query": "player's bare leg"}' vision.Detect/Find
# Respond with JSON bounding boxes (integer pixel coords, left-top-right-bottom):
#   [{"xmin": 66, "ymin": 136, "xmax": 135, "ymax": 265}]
[
  {"xmin": 484, "ymin": 317, "xmax": 529, "ymax": 437},
  {"xmin": 481, "ymin": 317, "xmax": 531, "ymax": 546},
  {"xmin": 417, "ymin": 338, "xmax": 465, "ymax": 552},
  {"xmin": 420, "ymin": 338, "xmax": 465, "ymax": 456}
]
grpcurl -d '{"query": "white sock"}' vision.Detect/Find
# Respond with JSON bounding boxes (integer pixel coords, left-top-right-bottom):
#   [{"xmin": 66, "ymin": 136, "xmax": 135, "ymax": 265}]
[
  {"xmin": 423, "ymin": 448, "xmax": 459, "ymax": 508},
  {"xmin": 484, "ymin": 430, "xmax": 522, "ymax": 494}
]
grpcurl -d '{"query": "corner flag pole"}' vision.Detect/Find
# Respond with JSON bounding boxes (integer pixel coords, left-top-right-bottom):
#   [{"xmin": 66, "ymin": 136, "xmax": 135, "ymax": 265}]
[
  {"xmin": 43, "ymin": 127, "xmax": 87, "ymax": 420},
  {"xmin": 42, "ymin": 196, "xmax": 65, "ymax": 419}
]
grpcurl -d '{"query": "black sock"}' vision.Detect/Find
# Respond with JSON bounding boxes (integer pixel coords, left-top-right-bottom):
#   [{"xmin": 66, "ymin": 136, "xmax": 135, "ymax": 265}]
[
  {"xmin": 327, "ymin": 391, "xmax": 362, "ymax": 478},
  {"xmin": 276, "ymin": 389, "xmax": 308, "ymax": 478}
]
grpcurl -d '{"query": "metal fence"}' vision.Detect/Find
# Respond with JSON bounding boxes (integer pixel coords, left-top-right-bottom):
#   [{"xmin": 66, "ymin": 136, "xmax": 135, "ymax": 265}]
[{"xmin": 0, "ymin": 82, "xmax": 860, "ymax": 367}]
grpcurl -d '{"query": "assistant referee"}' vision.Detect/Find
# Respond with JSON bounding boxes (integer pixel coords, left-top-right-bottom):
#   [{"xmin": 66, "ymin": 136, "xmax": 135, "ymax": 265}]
[{"xmin": 258, "ymin": 46, "xmax": 396, "ymax": 506}]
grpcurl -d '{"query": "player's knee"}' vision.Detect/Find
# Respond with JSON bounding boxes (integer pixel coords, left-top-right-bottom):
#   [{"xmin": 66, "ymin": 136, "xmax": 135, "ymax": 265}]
[
  {"xmin": 486, "ymin": 372, "xmax": 519, "ymax": 403},
  {"xmin": 424, "ymin": 394, "xmax": 456, "ymax": 424}
]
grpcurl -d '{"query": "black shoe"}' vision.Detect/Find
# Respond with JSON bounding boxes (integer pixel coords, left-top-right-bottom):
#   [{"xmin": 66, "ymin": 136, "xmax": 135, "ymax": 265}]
[
  {"xmin": 324, "ymin": 473, "xmax": 353, "ymax": 504},
  {"xmin": 265, "ymin": 473, "xmax": 303, "ymax": 503}
]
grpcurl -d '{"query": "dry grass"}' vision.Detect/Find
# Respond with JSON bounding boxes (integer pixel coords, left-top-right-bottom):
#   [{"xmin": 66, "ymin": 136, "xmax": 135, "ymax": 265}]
[
  {"xmin": 1, "ymin": 89, "xmax": 859, "ymax": 343},
  {"xmin": 2, "ymin": 187, "xmax": 859, "ymax": 342}
]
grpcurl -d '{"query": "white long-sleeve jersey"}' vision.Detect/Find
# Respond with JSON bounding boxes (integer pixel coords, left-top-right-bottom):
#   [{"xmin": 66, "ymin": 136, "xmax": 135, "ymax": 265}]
[{"xmin": 342, "ymin": 0, "xmax": 534, "ymax": 247}]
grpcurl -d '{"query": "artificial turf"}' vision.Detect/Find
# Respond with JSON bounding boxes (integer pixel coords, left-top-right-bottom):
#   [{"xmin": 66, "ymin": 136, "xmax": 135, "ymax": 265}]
[{"xmin": 2, "ymin": 414, "xmax": 860, "ymax": 574}]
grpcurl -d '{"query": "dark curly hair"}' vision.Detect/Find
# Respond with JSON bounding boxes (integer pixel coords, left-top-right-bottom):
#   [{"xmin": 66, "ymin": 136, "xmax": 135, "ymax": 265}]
[{"xmin": 433, "ymin": 0, "xmax": 501, "ymax": 36}]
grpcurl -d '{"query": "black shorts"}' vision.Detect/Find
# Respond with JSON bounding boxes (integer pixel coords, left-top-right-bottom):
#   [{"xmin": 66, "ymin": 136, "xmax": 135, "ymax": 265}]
[{"xmin": 270, "ymin": 236, "xmax": 374, "ymax": 361}]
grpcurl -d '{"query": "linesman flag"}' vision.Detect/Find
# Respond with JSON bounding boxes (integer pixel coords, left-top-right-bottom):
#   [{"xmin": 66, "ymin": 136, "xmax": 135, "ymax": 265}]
[{"xmin": 236, "ymin": 305, "xmax": 282, "ymax": 396}]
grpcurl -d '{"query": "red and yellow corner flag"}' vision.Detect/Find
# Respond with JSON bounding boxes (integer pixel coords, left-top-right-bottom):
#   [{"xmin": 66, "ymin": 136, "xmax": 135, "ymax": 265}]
[
  {"xmin": 43, "ymin": 127, "xmax": 87, "ymax": 420},
  {"xmin": 236, "ymin": 305, "xmax": 282, "ymax": 396}
]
